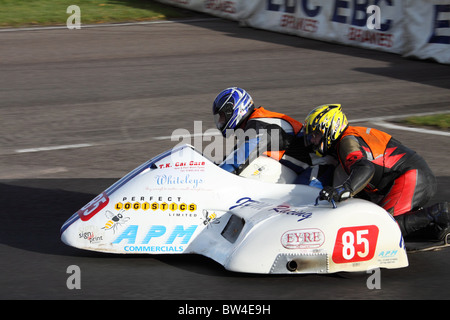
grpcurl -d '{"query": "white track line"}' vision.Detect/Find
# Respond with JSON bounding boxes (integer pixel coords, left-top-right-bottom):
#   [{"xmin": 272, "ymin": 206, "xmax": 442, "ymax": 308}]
[
  {"xmin": 12, "ymin": 112, "xmax": 449, "ymax": 154},
  {"xmin": 371, "ymin": 120, "xmax": 450, "ymax": 137},
  {"xmin": 0, "ymin": 18, "xmax": 220, "ymax": 32},
  {"xmin": 15, "ymin": 143, "xmax": 94, "ymax": 153},
  {"xmin": 349, "ymin": 110, "xmax": 450, "ymax": 123},
  {"xmin": 350, "ymin": 110, "xmax": 450, "ymax": 137}
]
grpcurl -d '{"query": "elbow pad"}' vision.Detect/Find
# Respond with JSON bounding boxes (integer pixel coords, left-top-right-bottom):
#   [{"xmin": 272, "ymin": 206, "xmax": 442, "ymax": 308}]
[{"xmin": 346, "ymin": 158, "xmax": 375, "ymax": 195}]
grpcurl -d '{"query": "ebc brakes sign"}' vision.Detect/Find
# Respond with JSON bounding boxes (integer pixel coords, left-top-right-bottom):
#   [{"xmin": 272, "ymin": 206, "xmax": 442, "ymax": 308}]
[
  {"xmin": 78, "ymin": 192, "xmax": 110, "ymax": 221},
  {"xmin": 332, "ymin": 225, "xmax": 379, "ymax": 264}
]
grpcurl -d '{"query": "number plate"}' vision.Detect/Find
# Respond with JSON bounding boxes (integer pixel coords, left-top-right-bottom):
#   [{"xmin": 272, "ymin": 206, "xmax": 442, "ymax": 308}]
[
  {"xmin": 77, "ymin": 192, "xmax": 109, "ymax": 221},
  {"xmin": 332, "ymin": 225, "xmax": 379, "ymax": 264}
]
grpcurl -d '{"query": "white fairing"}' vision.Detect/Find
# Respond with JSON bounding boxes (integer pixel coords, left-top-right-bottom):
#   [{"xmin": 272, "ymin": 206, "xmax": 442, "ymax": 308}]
[
  {"xmin": 61, "ymin": 145, "xmax": 408, "ymax": 274},
  {"xmin": 239, "ymin": 155, "xmax": 298, "ymax": 184}
]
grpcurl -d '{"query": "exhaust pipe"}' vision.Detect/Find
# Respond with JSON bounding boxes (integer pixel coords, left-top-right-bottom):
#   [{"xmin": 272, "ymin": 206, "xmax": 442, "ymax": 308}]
[{"xmin": 286, "ymin": 260, "xmax": 298, "ymax": 272}]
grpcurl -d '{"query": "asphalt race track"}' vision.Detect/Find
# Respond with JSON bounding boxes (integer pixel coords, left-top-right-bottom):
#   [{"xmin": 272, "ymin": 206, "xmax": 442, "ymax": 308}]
[{"xmin": 1, "ymin": 16, "xmax": 449, "ymax": 301}]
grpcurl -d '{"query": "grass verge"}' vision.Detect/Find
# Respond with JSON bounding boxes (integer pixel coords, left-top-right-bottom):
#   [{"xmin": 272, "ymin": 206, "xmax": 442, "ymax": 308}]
[
  {"xmin": 0, "ymin": 0, "xmax": 190, "ymax": 28},
  {"xmin": 401, "ymin": 113, "xmax": 450, "ymax": 130}
]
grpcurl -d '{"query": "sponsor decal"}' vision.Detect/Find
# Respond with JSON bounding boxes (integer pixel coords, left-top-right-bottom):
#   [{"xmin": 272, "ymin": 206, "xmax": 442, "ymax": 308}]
[
  {"xmin": 204, "ymin": 0, "xmax": 237, "ymax": 14},
  {"xmin": 270, "ymin": 204, "xmax": 312, "ymax": 222},
  {"xmin": 428, "ymin": 4, "xmax": 450, "ymax": 44},
  {"xmin": 378, "ymin": 250, "xmax": 398, "ymax": 258},
  {"xmin": 77, "ymin": 192, "xmax": 109, "ymax": 221},
  {"xmin": 279, "ymin": 14, "xmax": 319, "ymax": 33},
  {"xmin": 155, "ymin": 174, "xmax": 204, "ymax": 189},
  {"xmin": 124, "ymin": 245, "xmax": 184, "ymax": 253},
  {"xmin": 114, "ymin": 195, "xmax": 197, "ymax": 216},
  {"xmin": 113, "ymin": 224, "xmax": 198, "ymax": 245},
  {"xmin": 102, "ymin": 209, "xmax": 130, "ymax": 233},
  {"xmin": 267, "ymin": 0, "xmax": 397, "ymax": 49},
  {"xmin": 332, "ymin": 225, "xmax": 379, "ymax": 264},
  {"xmin": 78, "ymin": 226, "xmax": 104, "ymax": 244},
  {"xmin": 202, "ymin": 209, "xmax": 220, "ymax": 227},
  {"xmin": 281, "ymin": 228, "xmax": 325, "ymax": 249},
  {"xmin": 347, "ymin": 27, "xmax": 394, "ymax": 48},
  {"xmin": 158, "ymin": 161, "xmax": 206, "ymax": 172},
  {"xmin": 377, "ymin": 249, "xmax": 400, "ymax": 265},
  {"xmin": 229, "ymin": 197, "xmax": 272, "ymax": 211},
  {"xmin": 166, "ymin": 0, "xmax": 189, "ymax": 5},
  {"xmin": 229, "ymin": 198, "xmax": 312, "ymax": 221},
  {"xmin": 114, "ymin": 201, "xmax": 197, "ymax": 212},
  {"xmin": 267, "ymin": 0, "xmax": 322, "ymax": 17}
]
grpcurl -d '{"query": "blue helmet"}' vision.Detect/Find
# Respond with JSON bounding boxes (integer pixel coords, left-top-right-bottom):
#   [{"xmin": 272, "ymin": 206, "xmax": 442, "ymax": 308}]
[{"xmin": 212, "ymin": 87, "xmax": 254, "ymax": 136}]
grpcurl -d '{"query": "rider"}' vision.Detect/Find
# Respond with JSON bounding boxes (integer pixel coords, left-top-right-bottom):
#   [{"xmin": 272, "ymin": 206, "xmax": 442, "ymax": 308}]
[
  {"xmin": 303, "ymin": 103, "xmax": 449, "ymax": 241},
  {"xmin": 212, "ymin": 87, "xmax": 335, "ymax": 186}
]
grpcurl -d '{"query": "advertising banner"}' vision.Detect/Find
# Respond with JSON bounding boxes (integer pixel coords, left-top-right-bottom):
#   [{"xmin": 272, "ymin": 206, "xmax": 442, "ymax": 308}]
[
  {"xmin": 156, "ymin": 0, "xmax": 450, "ymax": 64},
  {"xmin": 403, "ymin": 1, "xmax": 450, "ymax": 64},
  {"xmin": 157, "ymin": 0, "xmax": 242, "ymax": 20},
  {"xmin": 242, "ymin": 0, "xmax": 405, "ymax": 54}
]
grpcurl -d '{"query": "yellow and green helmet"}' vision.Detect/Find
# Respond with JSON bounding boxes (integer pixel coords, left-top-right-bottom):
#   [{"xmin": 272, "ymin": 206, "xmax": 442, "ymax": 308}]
[{"xmin": 304, "ymin": 104, "xmax": 348, "ymax": 155}]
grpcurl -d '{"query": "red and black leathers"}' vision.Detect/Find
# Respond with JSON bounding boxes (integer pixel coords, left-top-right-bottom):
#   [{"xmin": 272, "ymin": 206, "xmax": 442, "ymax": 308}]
[{"xmin": 335, "ymin": 126, "xmax": 437, "ymax": 216}]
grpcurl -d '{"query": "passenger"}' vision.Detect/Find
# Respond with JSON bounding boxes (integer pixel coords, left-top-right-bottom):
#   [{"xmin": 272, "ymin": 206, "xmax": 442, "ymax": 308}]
[{"xmin": 303, "ymin": 103, "xmax": 449, "ymax": 241}]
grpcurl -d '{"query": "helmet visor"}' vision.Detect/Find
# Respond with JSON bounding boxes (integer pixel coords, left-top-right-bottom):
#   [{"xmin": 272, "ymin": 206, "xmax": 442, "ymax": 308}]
[
  {"xmin": 305, "ymin": 130, "xmax": 323, "ymax": 147},
  {"xmin": 214, "ymin": 111, "xmax": 227, "ymax": 132},
  {"xmin": 305, "ymin": 129, "xmax": 325, "ymax": 154}
]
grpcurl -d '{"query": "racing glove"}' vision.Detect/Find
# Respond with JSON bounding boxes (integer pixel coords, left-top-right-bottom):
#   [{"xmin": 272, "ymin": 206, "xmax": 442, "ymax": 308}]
[{"xmin": 319, "ymin": 183, "xmax": 352, "ymax": 202}]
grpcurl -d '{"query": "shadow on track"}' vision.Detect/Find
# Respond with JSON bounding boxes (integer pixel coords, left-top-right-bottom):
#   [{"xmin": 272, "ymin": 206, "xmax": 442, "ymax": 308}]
[
  {"xmin": 0, "ymin": 179, "xmax": 112, "ymax": 257},
  {"xmin": 0, "ymin": 178, "xmax": 236, "ymax": 277},
  {"xmin": 2, "ymin": 177, "xmax": 450, "ymax": 299},
  {"xmin": 183, "ymin": 19, "xmax": 450, "ymax": 89},
  {"xmin": 84, "ymin": 0, "xmax": 450, "ymax": 89},
  {"xmin": 111, "ymin": 6, "xmax": 450, "ymax": 90}
]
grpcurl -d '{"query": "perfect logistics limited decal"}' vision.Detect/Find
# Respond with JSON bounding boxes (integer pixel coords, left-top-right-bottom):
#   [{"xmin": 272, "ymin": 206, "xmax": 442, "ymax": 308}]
[{"xmin": 114, "ymin": 195, "xmax": 198, "ymax": 218}]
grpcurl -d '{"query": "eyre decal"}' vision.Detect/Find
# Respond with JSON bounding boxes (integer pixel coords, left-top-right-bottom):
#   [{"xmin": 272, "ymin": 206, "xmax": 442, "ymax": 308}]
[{"xmin": 281, "ymin": 228, "xmax": 325, "ymax": 249}]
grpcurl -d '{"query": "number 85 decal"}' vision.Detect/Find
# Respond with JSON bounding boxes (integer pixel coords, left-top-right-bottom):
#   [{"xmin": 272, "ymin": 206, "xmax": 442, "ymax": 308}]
[{"xmin": 332, "ymin": 225, "xmax": 379, "ymax": 264}]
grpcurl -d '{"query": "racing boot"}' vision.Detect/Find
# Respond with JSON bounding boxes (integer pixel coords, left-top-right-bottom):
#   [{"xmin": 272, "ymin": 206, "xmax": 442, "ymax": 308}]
[
  {"xmin": 428, "ymin": 202, "xmax": 450, "ymax": 241},
  {"xmin": 395, "ymin": 202, "xmax": 450, "ymax": 241}
]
